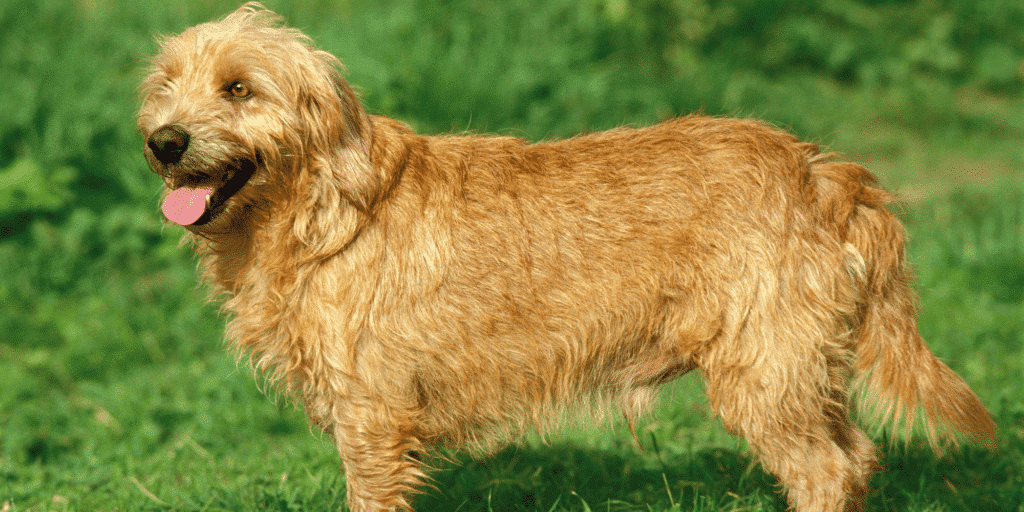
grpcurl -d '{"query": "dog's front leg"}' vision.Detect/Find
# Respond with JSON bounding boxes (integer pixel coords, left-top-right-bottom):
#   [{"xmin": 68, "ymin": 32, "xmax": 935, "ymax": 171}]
[{"xmin": 332, "ymin": 398, "xmax": 426, "ymax": 512}]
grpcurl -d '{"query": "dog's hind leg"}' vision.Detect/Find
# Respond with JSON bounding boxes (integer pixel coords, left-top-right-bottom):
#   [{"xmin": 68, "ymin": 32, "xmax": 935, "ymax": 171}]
[{"xmin": 696, "ymin": 289, "xmax": 878, "ymax": 512}]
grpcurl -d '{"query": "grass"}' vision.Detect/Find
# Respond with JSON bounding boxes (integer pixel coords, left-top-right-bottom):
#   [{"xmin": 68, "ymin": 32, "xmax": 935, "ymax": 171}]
[{"xmin": 2, "ymin": 0, "xmax": 1023, "ymax": 510}]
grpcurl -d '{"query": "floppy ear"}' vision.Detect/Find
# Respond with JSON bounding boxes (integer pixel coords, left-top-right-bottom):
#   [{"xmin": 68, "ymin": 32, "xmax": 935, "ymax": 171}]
[
  {"xmin": 287, "ymin": 51, "xmax": 392, "ymax": 253},
  {"xmin": 296, "ymin": 55, "xmax": 385, "ymax": 214},
  {"xmin": 328, "ymin": 75, "xmax": 384, "ymax": 214}
]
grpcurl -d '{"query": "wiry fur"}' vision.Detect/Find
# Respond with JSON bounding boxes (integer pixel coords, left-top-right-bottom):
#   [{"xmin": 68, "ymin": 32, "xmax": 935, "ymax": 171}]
[{"xmin": 137, "ymin": 4, "xmax": 998, "ymax": 512}]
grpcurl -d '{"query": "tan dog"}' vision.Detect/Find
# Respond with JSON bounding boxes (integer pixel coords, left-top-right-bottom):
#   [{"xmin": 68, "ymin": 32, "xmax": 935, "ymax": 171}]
[{"xmin": 137, "ymin": 4, "xmax": 997, "ymax": 511}]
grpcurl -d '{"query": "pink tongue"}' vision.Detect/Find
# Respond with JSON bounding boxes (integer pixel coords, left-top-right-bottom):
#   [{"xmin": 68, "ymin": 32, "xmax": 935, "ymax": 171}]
[{"xmin": 162, "ymin": 187, "xmax": 212, "ymax": 225}]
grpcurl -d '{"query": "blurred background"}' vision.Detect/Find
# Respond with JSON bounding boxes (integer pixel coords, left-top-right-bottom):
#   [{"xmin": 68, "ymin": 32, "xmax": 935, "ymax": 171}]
[{"xmin": 1, "ymin": 0, "xmax": 1022, "ymax": 510}]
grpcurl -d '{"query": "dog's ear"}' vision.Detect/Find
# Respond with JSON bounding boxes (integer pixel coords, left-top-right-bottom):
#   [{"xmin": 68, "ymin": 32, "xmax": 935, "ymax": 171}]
[
  {"xmin": 296, "ymin": 56, "xmax": 385, "ymax": 215},
  {"xmin": 286, "ymin": 53, "xmax": 394, "ymax": 253}
]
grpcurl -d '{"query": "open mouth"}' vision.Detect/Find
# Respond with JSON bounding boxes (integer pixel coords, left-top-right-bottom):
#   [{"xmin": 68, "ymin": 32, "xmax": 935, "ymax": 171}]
[{"xmin": 161, "ymin": 158, "xmax": 258, "ymax": 226}]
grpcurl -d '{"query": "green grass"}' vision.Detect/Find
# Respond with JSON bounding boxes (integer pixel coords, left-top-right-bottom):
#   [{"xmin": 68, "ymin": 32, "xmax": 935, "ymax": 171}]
[{"xmin": 2, "ymin": 0, "xmax": 1023, "ymax": 510}]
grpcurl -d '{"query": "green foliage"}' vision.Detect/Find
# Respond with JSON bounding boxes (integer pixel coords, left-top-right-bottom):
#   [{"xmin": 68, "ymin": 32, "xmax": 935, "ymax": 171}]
[
  {"xmin": 300, "ymin": 0, "xmax": 1024, "ymax": 142},
  {"xmin": 2, "ymin": 0, "xmax": 1023, "ymax": 510},
  {"xmin": 0, "ymin": 158, "xmax": 76, "ymax": 218}
]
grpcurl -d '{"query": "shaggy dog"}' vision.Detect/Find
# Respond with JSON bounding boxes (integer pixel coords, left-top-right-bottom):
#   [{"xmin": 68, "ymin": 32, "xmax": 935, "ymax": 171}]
[{"xmin": 137, "ymin": 4, "xmax": 997, "ymax": 511}]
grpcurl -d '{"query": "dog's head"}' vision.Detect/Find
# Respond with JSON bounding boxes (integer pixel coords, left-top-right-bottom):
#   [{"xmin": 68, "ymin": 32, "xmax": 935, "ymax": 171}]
[{"xmin": 137, "ymin": 2, "xmax": 378, "ymax": 234}]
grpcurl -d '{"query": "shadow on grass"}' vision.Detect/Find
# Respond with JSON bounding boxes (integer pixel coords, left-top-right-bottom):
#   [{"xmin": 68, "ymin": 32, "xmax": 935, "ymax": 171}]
[
  {"xmin": 871, "ymin": 442, "xmax": 1017, "ymax": 512},
  {"xmin": 414, "ymin": 443, "xmax": 784, "ymax": 512},
  {"xmin": 409, "ymin": 440, "xmax": 1013, "ymax": 512}
]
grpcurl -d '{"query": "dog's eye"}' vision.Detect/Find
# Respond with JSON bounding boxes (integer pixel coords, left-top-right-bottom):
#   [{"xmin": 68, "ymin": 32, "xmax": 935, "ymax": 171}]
[{"xmin": 228, "ymin": 81, "xmax": 251, "ymax": 99}]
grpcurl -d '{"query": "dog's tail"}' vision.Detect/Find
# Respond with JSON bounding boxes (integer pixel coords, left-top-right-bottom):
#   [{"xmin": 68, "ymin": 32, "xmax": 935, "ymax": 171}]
[{"xmin": 810, "ymin": 155, "xmax": 998, "ymax": 451}]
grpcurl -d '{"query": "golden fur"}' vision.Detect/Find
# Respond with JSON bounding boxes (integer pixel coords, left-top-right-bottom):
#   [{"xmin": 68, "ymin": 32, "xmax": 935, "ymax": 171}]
[{"xmin": 137, "ymin": 4, "xmax": 997, "ymax": 511}]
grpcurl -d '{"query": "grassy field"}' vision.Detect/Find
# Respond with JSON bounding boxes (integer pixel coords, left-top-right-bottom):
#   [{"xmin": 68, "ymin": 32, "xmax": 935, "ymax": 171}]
[{"xmin": 2, "ymin": 0, "xmax": 1023, "ymax": 510}]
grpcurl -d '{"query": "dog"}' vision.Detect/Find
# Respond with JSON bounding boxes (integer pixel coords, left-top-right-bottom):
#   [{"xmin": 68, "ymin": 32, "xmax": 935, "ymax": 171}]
[{"xmin": 137, "ymin": 4, "xmax": 997, "ymax": 511}]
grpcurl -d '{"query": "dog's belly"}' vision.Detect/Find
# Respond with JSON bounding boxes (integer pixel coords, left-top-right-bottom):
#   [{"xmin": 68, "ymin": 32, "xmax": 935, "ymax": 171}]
[{"xmin": 384, "ymin": 285, "xmax": 714, "ymax": 448}]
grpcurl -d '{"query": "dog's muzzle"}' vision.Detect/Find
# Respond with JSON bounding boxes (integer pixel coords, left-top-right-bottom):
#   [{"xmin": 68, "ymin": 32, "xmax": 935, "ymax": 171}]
[{"xmin": 146, "ymin": 124, "xmax": 257, "ymax": 226}]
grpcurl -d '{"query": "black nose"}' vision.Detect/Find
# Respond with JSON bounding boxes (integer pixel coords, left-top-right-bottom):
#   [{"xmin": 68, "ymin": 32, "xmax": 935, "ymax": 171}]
[{"xmin": 147, "ymin": 125, "xmax": 190, "ymax": 165}]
